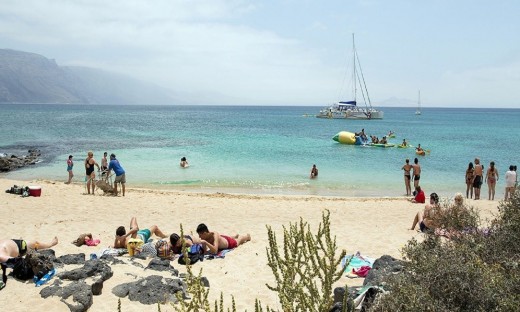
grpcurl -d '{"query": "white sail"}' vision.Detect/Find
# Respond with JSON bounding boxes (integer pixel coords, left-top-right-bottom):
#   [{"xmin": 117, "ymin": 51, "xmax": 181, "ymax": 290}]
[{"xmin": 415, "ymin": 90, "xmax": 421, "ymax": 115}]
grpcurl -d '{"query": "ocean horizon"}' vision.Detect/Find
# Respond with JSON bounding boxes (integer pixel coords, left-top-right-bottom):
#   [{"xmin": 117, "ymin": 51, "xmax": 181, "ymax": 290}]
[{"xmin": 1, "ymin": 104, "xmax": 519, "ymax": 199}]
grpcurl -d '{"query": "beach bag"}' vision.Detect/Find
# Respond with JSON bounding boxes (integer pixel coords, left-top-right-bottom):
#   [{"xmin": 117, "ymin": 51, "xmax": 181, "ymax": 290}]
[
  {"xmin": 155, "ymin": 239, "xmax": 171, "ymax": 259},
  {"xmin": 5, "ymin": 185, "xmax": 23, "ymax": 195},
  {"xmin": 12, "ymin": 258, "xmax": 34, "ymax": 280},
  {"xmin": 178, "ymin": 244, "xmax": 204, "ymax": 265}
]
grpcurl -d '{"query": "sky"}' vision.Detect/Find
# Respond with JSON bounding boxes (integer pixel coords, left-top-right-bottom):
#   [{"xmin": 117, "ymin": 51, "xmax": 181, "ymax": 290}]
[{"xmin": 0, "ymin": 0, "xmax": 519, "ymax": 108}]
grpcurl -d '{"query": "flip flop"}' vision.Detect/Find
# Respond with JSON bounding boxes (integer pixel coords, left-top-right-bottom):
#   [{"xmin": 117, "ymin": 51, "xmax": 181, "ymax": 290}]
[{"xmin": 0, "ymin": 281, "xmax": 5, "ymax": 290}]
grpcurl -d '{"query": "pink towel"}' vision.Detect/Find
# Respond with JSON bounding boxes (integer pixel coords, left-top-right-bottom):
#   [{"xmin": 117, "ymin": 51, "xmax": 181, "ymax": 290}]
[{"xmin": 85, "ymin": 239, "xmax": 100, "ymax": 247}]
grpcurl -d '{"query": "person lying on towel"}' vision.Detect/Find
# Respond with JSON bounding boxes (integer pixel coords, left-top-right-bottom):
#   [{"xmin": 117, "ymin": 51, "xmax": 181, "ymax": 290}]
[{"xmin": 196, "ymin": 223, "xmax": 251, "ymax": 254}]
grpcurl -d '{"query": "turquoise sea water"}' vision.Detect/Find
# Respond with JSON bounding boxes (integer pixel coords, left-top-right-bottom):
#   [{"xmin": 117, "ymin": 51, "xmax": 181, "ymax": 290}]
[{"xmin": 1, "ymin": 104, "xmax": 519, "ymax": 198}]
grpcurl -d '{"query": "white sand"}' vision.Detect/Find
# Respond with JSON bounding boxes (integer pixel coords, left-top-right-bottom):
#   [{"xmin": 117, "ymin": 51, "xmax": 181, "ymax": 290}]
[{"xmin": 0, "ymin": 178, "xmax": 500, "ymax": 311}]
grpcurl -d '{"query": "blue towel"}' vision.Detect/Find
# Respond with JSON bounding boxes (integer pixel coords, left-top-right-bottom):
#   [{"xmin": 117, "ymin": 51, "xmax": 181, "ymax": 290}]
[{"xmin": 34, "ymin": 268, "xmax": 56, "ymax": 287}]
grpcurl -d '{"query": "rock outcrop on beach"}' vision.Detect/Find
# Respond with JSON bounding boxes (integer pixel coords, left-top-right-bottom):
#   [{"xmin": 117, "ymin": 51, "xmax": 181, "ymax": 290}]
[
  {"xmin": 6, "ymin": 250, "xmax": 202, "ymax": 312},
  {"xmin": 331, "ymin": 255, "xmax": 405, "ymax": 312},
  {"xmin": 0, "ymin": 49, "xmax": 177, "ymax": 105},
  {"xmin": 0, "ymin": 149, "xmax": 40, "ymax": 172}
]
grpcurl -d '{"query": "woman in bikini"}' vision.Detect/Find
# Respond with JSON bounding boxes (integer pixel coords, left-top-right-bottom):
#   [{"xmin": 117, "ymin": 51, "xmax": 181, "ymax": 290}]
[
  {"xmin": 485, "ymin": 161, "xmax": 499, "ymax": 200},
  {"xmin": 465, "ymin": 162, "xmax": 474, "ymax": 199},
  {"xmin": 402, "ymin": 158, "xmax": 412, "ymax": 196}
]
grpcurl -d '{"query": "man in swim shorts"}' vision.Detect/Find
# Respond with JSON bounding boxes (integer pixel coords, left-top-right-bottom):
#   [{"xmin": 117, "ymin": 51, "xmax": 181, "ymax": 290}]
[
  {"xmin": 196, "ymin": 223, "xmax": 251, "ymax": 254},
  {"xmin": 107, "ymin": 153, "xmax": 126, "ymax": 196},
  {"xmin": 473, "ymin": 158, "xmax": 483, "ymax": 200},
  {"xmin": 412, "ymin": 158, "xmax": 422, "ymax": 188}
]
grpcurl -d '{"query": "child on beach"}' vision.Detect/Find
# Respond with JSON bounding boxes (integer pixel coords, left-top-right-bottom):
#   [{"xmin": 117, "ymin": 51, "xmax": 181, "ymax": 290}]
[{"xmin": 66, "ymin": 155, "xmax": 74, "ymax": 184}]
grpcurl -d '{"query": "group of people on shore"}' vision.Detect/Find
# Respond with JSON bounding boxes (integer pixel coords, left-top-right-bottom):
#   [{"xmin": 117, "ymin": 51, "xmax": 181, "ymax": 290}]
[
  {"xmin": 465, "ymin": 158, "xmax": 517, "ymax": 201},
  {"xmin": 0, "ymin": 217, "xmax": 251, "ymax": 289},
  {"xmin": 402, "ymin": 157, "xmax": 422, "ymax": 198},
  {"xmin": 66, "ymin": 153, "xmax": 190, "ymax": 196},
  {"xmin": 108, "ymin": 217, "xmax": 250, "ymax": 259},
  {"xmin": 405, "ymin": 156, "xmax": 518, "ymax": 238},
  {"xmin": 402, "ymin": 156, "xmax": 517, "ymax": 202}
]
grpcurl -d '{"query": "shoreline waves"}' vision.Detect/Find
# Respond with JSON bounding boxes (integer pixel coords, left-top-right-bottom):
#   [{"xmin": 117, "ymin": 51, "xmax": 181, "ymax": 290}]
[{"xmin": 1, "ymin": 105, "xmax": 519, "ymax": 199}]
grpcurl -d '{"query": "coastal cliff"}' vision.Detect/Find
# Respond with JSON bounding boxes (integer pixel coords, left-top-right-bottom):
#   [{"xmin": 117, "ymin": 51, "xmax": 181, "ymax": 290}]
[{"xmin": 0, "ymin": 49, "xmax": 176, "ymax": 105}]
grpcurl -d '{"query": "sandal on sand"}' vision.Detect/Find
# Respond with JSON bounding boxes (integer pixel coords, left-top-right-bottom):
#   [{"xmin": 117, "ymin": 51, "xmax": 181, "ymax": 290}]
[{"xmin": 0, "ymin": 281, "xmax": 5, "ymax": 290}]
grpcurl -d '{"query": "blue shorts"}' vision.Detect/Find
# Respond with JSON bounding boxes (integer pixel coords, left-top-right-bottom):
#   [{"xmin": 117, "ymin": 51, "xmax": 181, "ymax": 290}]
[{"xmin": 137, "ymin": 229, "xmax": 151, "ymax": 243}]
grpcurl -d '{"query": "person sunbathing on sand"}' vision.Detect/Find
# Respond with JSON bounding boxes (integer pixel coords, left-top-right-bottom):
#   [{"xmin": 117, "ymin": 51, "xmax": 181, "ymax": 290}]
[
  {"xmin": 112, "ymin": 217, "xmax": 167, "ymax": 251},
  {"xmin": 0, "ymin": 237, "xmax": 59, "ymax": 263},
  {"xmin": 1, "ymin": 237, "xmax": 59, "ymax": 286},
  {"xmin": 196, "ymin": 223, "xmax": 251, "ymax": 254}
]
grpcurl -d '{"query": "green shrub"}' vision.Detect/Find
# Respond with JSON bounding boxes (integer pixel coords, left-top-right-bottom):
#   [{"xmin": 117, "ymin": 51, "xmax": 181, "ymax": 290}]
[
  {"xmin": 171, "ymin": 210, "xmax": 350, "ymax": 312},
  {"xmin": 370, "ymin": 190, "xmax": 520, "ymax": 312},
  {"xmin": 258, "ymin": 210, "xmax": 349, "ymax": 311}
]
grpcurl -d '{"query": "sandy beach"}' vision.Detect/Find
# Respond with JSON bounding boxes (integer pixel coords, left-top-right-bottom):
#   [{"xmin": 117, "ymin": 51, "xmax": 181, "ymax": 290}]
[{"xmin": 0, "ymin": 178, "xmax": 500, "ymax": 311}]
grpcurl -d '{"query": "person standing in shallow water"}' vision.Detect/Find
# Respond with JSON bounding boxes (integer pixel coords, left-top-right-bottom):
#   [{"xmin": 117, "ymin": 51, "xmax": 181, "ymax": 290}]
[
  {"xmin": 66, "ymin": 155, "xmax": 74, "ymax": 184},
  {"xmin": 465, "ymin": 162, "xmax": 474, "ymax": 199},
  {"xmin": 485, "ymin": 161, "xmax": 499, "ymax": 200},
  {"xmin": 180, "ymin": 157, "xmax": 189, "ymax": 168},
  {"xmin": 412, "ymin": 158, "xmax": 421, "ymax": 189},
  {"xmin": 402, "ymin": 158, "xmax": 412, "ymax": 196},
  {"xmin": 310, "ymin": 164, "xmax": 318, "ymax": 179},
  {"xmin": 504, "ymin": 165, "xmax": 517, "ymax": 201},
  {"xmin": 473, "ymin": 158, "xmax": 483, "ymax": 200}
]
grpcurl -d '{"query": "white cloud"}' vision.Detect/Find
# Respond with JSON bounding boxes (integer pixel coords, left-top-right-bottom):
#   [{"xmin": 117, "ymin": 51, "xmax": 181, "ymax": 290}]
[{"xmin": 1, "ymin": 0, "xmax": 519, "ymax": 107}]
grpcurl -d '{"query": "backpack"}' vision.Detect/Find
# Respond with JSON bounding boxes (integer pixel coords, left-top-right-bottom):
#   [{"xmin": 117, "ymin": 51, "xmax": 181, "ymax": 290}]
[
  {"xmin": 5, "ymin": 185, "xmax": 24, "ymax": 195},
  {"xmin": 178, "ymin": 244, "xmax": 204, "ymax": 265}
]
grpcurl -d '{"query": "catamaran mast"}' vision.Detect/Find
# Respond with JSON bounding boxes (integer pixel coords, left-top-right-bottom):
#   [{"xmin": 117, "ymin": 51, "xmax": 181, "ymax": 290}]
[{"xmin": 352, "ymin": 33, "xmax": 356, "ymax": 103}]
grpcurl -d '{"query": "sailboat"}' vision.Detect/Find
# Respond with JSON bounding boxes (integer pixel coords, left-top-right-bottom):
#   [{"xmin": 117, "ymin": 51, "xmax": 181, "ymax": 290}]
[
  {"xmin": 415, "ymin": 90, "xmax": 421, "ymax": 115},
  {"xmin": 316, "ymin": 34, "xmax": 384, "ymax": 120}
]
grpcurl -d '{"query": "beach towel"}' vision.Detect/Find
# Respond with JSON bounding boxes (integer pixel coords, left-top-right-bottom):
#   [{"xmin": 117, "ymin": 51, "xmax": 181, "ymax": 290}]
[
  {"xmin": 34, "ymin": 268, "xmax": 56, "ymax": 287},
  {"xmin": 98, "ymin": 247, "xmax": 127, "ymax": 258},
  {"xmin": 341, "ymin": 252, "xmax": 375, "ymax": 278},
  {"xmin": 204, "ymin": 248, "xmax": 233, "ymax": 260}
]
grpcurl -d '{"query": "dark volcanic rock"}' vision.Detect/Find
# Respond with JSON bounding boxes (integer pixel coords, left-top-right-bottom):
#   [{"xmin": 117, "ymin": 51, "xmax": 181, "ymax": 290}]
[
  {"xmin": 363, "ymin": 254, "xmax": 405, "ymax": 287},
  {"xmin": 58, "ymin": 253, "xmax": 86, "ymax": 265},
  {"xmin": 58, "ymin": 259, "xmax": 113, "ymax": 282},
  {"xmin": 146, "ymin": 258, "xmax": 179, "ymax": 276},
  {"xmin": 40, "ymin": 280, "xmax": 93, "ymax": 312},
  {"xmin": 0, "ymin": 149, "xmax": 41, "ymax": 172},
  {"xmin": 112, "ymin": 275, "xmax": 187, "ymax": 305}
]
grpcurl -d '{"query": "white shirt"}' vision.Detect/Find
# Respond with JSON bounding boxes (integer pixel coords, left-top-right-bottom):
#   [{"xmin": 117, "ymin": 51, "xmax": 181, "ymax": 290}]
[{"xmin": 505, "ymin": 170, "xmax": 517, "ymax": 187}]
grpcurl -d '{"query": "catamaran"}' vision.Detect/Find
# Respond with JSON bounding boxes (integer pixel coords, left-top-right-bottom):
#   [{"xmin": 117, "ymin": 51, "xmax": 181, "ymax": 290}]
[{"xmin": 317, "ymin": 34, "xmax": 384, "ymax": 120}]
